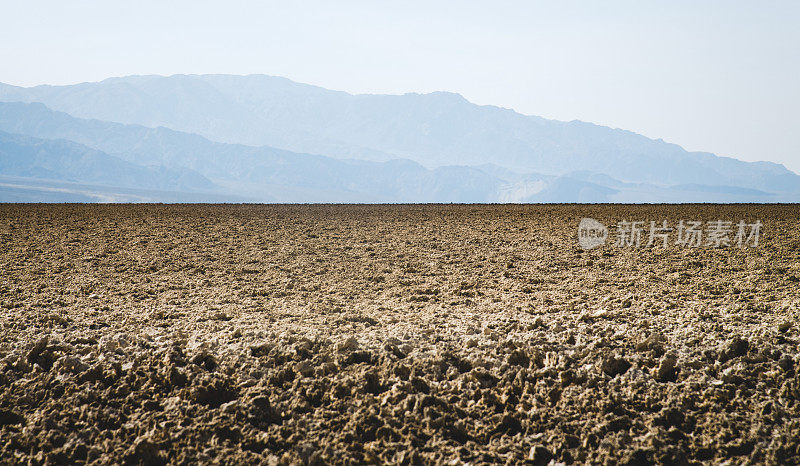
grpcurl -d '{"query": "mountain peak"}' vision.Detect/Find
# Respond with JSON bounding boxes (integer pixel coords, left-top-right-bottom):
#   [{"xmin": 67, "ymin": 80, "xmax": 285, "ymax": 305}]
[{"xmin": 403, "ymin": 91, "xmax": 468, "ymax": 102}]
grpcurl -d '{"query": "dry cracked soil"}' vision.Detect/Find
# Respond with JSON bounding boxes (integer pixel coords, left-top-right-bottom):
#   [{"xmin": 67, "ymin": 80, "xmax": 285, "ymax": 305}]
[{"xmin": 1, "ymin": 204, "xmax": 799, "ymax": 465}]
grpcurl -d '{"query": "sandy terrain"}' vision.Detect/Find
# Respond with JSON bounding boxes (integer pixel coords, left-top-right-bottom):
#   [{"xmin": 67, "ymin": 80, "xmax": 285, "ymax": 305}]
[{"xmin": 1, "ymin": 204, "xmax": 799, "ymax": 465}]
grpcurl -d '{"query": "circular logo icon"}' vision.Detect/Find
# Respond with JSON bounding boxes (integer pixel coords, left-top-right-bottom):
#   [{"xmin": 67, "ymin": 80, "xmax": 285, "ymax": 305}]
[{"xmin": 578, "ymin": 218, "xmax": 608, "ymax": 250}]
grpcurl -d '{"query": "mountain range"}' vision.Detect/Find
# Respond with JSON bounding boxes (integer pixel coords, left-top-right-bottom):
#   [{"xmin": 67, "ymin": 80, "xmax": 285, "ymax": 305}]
[{"xmin": 0, "ymin": 74, "xmax": 797, "ymax": 202}]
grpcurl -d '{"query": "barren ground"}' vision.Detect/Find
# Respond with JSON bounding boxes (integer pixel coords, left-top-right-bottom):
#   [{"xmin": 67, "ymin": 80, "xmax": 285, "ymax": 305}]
[{"xmin": 1, "ymin": 204, "xmax": 799, "ymax": 465}]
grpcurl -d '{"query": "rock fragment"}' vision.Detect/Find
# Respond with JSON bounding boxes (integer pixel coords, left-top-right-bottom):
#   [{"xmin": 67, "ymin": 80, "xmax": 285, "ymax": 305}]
[
  {"xmin": 778, "ymin": 357, "xmax": 794, "ymax": 372},
  {"xmin": 720, "ymin": 336, "xmax": 749, "ymax": 362},
  {"xmin": 337, "ymin": 337, "xmax": 359, "ymax": 353},
  {"xmin": 528, "ymin": 445, "xmax": 553, "ymax": 465},
  {"xmin": 602, "ymin": 355, "xmax": 631, "ymax": 377},
  {"xmin": 27, "ymin": 336, "xmax": 49, "ymax": 363},
  {"xmin": 507, "ymin": 349, "xmax": 530, "ymax": 367},
  {"xmin": 654, "ymin": 354, "xmax": 678, "ymax": 382}
]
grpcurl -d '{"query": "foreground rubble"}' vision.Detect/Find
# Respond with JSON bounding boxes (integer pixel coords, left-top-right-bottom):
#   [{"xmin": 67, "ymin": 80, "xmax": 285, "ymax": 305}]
[{"xmin": 1, "ymin": 204, "xmax": 799, "ymax": 464}]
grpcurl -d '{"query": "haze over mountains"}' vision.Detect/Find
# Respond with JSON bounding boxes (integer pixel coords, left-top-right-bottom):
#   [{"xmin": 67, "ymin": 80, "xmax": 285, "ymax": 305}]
[{"xmin": 0, "ymin": 74, "xmax": 797, "ymax": 202}]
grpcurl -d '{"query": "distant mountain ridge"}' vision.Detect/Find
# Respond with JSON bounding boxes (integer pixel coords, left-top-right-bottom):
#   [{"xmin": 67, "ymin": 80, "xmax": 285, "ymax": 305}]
[
  {"xmin": 0, "ymin": 102, "xmax": 505, "ymax": 202},
  {"xmin": 0, "ymin": 74, "xmax": 798, "ymax": 202},
  {"xmin": 0, "ymin": 130, "xmax": 215, "ymax": 193}
]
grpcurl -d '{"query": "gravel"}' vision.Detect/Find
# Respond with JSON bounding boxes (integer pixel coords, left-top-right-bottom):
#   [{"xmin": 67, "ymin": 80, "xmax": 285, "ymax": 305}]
[{"xmin": 1, "ymin": 204, "xmax": 799, "ymax": 464}]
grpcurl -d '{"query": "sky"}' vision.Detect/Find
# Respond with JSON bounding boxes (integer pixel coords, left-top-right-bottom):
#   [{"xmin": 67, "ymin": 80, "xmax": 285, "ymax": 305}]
[{"xmin": 2, "ymin": 1, "xmax": 799, "ymax": 172}]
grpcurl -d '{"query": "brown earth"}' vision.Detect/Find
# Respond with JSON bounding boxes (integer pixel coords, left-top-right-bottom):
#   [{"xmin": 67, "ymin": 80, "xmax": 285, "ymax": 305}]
[{"xmin": 1, "ymin": 204, "xmax": 799, "ymax": 465}]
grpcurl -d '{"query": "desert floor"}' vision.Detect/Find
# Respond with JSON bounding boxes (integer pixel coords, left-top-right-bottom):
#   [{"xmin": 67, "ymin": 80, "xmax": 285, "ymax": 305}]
[{"xmin": 1, "ymin": 204, "xmax": 799, "ymax": 465}]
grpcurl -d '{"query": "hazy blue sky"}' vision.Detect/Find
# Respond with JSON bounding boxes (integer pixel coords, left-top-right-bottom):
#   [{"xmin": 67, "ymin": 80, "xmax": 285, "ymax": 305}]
[{"xmin": 2, "ymin": 1, "xmax": 798, "ymax": 171}]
